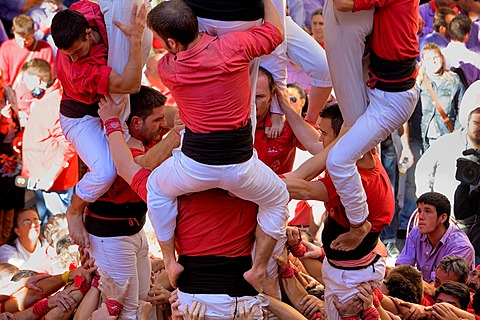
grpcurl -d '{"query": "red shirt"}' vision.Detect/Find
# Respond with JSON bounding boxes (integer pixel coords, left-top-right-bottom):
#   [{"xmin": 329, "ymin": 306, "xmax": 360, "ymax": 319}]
[
  {"xmin": 320, "ymin": 156, "xmax": 394, "ymax": 232},
  {"xmin": 158, "ymin": 22, "xmax": 282, "ymax": 133},
  {"xmin": 353, "ymin": 0, "xmax": 419, "ymax": 61},
  {"xmin": 21, "ymin": 80, "xmax": 78, "ymax": 191},
  {"xmin": 56, "ymin": 0, "xmax": 111, "ymax": 105},
  {"xmin": 255, "ymin": 116, "xmax": 301, "ymax": 175},
  {"xmin": 0, "ymin": 39, "xmax": 53, "ymax": 113}
]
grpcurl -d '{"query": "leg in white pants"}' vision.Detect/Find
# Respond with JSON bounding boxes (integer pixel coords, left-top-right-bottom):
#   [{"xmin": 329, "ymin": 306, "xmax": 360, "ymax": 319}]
[
  {"xmin": 326, "ymin": 87, "xmax": 419, "ymax": 224},
  {"xmin": 89, "ymin": 230, "xmax": 154, "ymax": 320},
  {"xmin": 59, "ymin": 115, "xmax": 116, "ymax": 203},
  {"xmin": 322, "ymin": 257, "xmax": 386, "ymax": 320},
  {"xmin": 147, "ymin": 149, "xmax": 289, "ymax": 242},
  {"xmin": 97, "ymin": 0, "xmax": 153, "ymax": 138},
  {"xmin": 323, "ymin": 0, "xmax": 373, "ymax": 126}
]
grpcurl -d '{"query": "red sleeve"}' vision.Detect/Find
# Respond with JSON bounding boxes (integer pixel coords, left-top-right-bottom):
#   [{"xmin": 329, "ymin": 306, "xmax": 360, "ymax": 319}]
[
  {"xmin": 234, "ymin": 22, "xmax": 283, "ymax": 61},
  {"xmin": 131, "ymin": 168, "xmax": 150, "ymax": 202},
  {"xmin": 353, "ymin": 0, "xmax": 396, "ymax": 11}
]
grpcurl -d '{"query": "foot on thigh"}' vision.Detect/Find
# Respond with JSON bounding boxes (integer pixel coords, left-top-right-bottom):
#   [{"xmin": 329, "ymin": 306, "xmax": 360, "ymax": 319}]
[
  {"xmin": 243, "ymin": 266, "xmax": 267, "ymax": 293},
  {"xmin": 330, "ymin": 220, "xmax": 372, "ymax": 251}
]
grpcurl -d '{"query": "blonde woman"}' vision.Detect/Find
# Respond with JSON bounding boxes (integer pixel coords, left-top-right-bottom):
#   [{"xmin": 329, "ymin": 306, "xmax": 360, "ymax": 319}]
[{"xmin": 418, "ymin": 43, "xmax": 465, "ymax": 150}]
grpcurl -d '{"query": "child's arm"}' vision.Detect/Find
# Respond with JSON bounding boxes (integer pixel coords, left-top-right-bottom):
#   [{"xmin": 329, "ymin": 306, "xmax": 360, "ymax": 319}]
[{"xmin": 108, "ymin": 3, "xmax": 146, "ymax": 94}]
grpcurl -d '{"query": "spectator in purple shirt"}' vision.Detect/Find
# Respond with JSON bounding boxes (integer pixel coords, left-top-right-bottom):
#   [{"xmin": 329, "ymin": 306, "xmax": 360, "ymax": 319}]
[
  {"xmin": 420, "ymin": 7, "xmax": 456, "ymax": 51},
  {"xmin": 396, "ymin": 192, "xmax": 475, "ymax": 283}
]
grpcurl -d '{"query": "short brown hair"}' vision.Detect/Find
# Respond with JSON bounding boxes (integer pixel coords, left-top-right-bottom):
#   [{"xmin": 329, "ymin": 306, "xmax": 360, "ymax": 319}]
[
  {"xmin": 12, "ymin": 15, "xmax": 34, "ymax": 36},
  {"xmin": 22, "ymin": 59, "xmax": 53, "ymax": 84}
]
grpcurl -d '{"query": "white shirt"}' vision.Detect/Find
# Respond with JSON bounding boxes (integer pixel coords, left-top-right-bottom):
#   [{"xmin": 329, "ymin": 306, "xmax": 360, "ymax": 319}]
[
  {"xmin": 0, "ymin": 239, "xmax": 54, "ymax": 273},
  {"xmin": 441, "ymin": 41, "xmax": 480, "ymax": 69}
]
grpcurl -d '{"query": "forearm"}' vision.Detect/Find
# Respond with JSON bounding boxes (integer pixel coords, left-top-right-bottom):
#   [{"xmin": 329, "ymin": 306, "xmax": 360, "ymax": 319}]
[
  {"xmin": 22, "ymin": 275, "xmax": 65, "ymax": 309},
  {"xmin": 283, "ymin": 104, "xmax": 322, "ymax": 155},
  {"xmin": 284, "ymin": 179, "xmax": 325, "ymax": 201},
  {"xmin": 45, "ymin": 289, "xmax": 84, "ymax": 320},
  {"xmin": 263, "ymin": 0, "xmax": 284, "ymax": 38},
  {"xmin": 299, "ymin": 258, "xmax": 323, "ymax": 285},
  {"xmin": 108, "ymin": 39, "xmax": 142, "ymax": 93},
  {"xmin": 280, "ymin": 276, "xmax": 308, "ymax": 311},
  {"xmin": 264, "ymin": 296, "xmax": 307, "ymax": 320},
  {"xmin": 108, "ymin": 131, "xmax": 142, "ymax": 185},
  {"xmin": 73, "ymin": 287, "xmax": 100, "ymax": 320},
  {"xmin": 135, "ymin": 130, "xmax": 180, "ymax": 171}
]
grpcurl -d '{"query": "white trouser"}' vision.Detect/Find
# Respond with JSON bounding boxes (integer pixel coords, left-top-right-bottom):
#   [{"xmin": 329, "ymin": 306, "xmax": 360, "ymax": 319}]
[
  {"xmin": 97, "ymin": 0, "xmax": 153, "ymax": 137},
  {"xmin": 177, "ymin": 290, "xmax": 269, "ymax": 320},
  {"xmin": 326, "ymin": 86, "xmax": 419, "ymax": 224},
  {"xmin": 197, "ymin": 18, "xmax": 262, "ymax": 134},
  {"xmin": 59, "ymin": 115, "xmax": 116, "ymax": 203},
  {"xmin": 147, "ymin": 148, "xmax": 289, "ymax": 242},
  {"xmin": 89, "ymin": 230, "xmax": 155, "ymax": 320},
  {"xmin": 285, "ymin": 16, "xmax": 331, "ymax": 88},
  {"xmin": 323, "ymin": 0, "xmax": 373, "ymax": 126},
  {"xmin": 322, "ymin": 257, "xmax": 386, "ymax": 320}
]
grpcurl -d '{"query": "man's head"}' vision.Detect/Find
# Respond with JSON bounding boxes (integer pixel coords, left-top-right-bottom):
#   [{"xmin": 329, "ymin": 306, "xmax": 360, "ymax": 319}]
[
  {"xmin": 453, "ymin": 0, "xmax": 478, "ymax": 15},
  {"xmin": 436, "ymin": 0, "xmax": 456, "ymax": 8},
  {"xmin": 286, "ymin": 83, "xmax": 307, "ymax": 115},
  {"xmin": 434, "ymin": 281, "xmax": 471, "ymax": 310},
  {"xmin": 21, "ymin": 58, "xmax": 52, "ymax": 93},
  {"xmin": 51, "ymin": 9, "xmax": 93, "ymax": 61},
  {"xmin": 434, "ymin": 255, "xmax": 470, "ymax": 288},
  {"xmin": 416, "ymin": 192, "xmax": 451, "ymax": 234},
  {"xmin": 12, "ymin": 15, "xmax": 35, "ymax": 49},
  {"xmin": 129, "ymin": 86, "xmax": 167, "ymax": 144},
  {"xmin": 311, "ymin": 8, "xmax": 324, "ymax": 44},
  {"xmin": 382, "ymin": 265, "xmax": 424, "ymax": 304},
  {"xmin": 448, "ymin": 14, "xmax": 471, "ymax": 43},
  {"xmin": 467, "ymin": 266, "xmax": 480, "ymax": 293},
  {"xmin": 433, "ymin": 7, "xmax": 457, "ymax": 36},
  {"xmin": 467, "ymin": 107, "xmax": 480, "ymax": 145},
  {"xmin": 318, "ymin": 103, "xmax": 343, "ymax": 147},
  {"xmin": 147, "ymin": 0, "xmax": 198, "ymax": 54},
  {"xmin": 255, "ymin": 67, "xmax": 275, "ymax": 124}
]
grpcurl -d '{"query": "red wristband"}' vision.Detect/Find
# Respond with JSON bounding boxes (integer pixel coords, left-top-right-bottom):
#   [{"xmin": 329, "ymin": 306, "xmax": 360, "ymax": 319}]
[
  {"xmin": 279, "ymin": 262, "xmax": 299, "ymax": 278},
  {"xmin": 33, "ymin": 298, "xmax": 51, "ymax": 316},
  {"xmin": 289, "ymin": 242, "xmax": 307, "ymax": 257},
  {"xmin": 362, "ymin": 307, "xmax": 380, "ymax": 320},
  {"xmin": 91, "ymin": 275, "xmax": 100, "ymax": 288},
  {"xmin": 341, "ymin": 317, "xmax": 359, "ymax": 320},
  {"xmin": 278, "ymin": 174, "xmax": 286, "ymax": 179},
  {"xmin": 374, "ymin": 287, "xmax": 383, "ymax": 305},
  {"xmin": 74, "ymin": 275, "xmax": 91, "ymax": 294},
  {"xmin": 104, "ymin": 118, "xmax": 123, "ymax": 136},
  {"xmin": 106, "ymin": 299, "xmax": 124, "ymax": 317},
  {"xmin": 310, "ymin": 311, "xmax": 323, "ymax": 320}
]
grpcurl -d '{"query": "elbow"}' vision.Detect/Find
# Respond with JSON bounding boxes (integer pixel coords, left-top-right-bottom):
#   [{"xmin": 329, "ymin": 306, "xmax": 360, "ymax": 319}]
[{"xmin": 125, "ymin": 83, "xmax": 141, "ymax": 94}]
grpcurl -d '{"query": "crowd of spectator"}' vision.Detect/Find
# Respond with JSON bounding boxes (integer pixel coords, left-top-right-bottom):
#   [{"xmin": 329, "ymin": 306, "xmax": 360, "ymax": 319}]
[{"xmin": 0, "ymin": 0, "xmax": 480, "ymax": 319}]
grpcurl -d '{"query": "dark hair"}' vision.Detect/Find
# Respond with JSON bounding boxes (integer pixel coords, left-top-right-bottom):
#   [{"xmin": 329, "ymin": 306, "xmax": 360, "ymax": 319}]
[
  {"xmin": 433, "ymin": 7, "xmax": 456, "ymax": 33},
  {"xmin": 258, "ymin": 66, "xmax": 275, "ymax": 96},
  {"xmin": 0, "ymin": 263, "xmax": 19, "ymax": 283},
  {"xmin": 417, "ymin": 192, "xmax": 451, "ymax": 228},
  {"xmin": 11, "ymin": 270, "xmax": 38, "ymax": 282},
  {"xmin": 319, "ymin": 103, "xmax": 343, "ymax": 137},
  {"xmin": 385, "ymin": 265, "xmax": 424, "ymax": 304},
  {"xmin": 12, "ymin": 15, "xmax": 34, "ymax": 36},
  {"xmin": 311, "ymin": 7, "xmax": 323, "ymax": 20},
  {"xmin": 128, "ymin": 85, "xmax": 167, "ymax": 125},
  {"xmin": 468, "ymin": 107, "xmax": 480, "ymax": 121},
  {"xmin": 287, "ymin": 83, "xmax": 309, "ymax": 117},
  {"xmin": 55, "ymin": 234, "xmax": 75, "ymax": 255},
  {"xmin": 434, "ymin": 281, "xmax": 471, "ymax": 310},
  {"xmin": 147, "ymin": 0, "xmax": 198, "ymax": 47},
  {"xmin": 21, "ymin": 59, "xmax": 53, "ymax": 84},
  {"xmin": 51, "ymin": 9, "xmax": 89, "ymax": 50},
  {"xmin": 437, "ymin": 255, "xmax": 470, "ymax": 284},
  {"xmin": 448, "ymin": 14, "xmax": 472, "ymax": 42}
]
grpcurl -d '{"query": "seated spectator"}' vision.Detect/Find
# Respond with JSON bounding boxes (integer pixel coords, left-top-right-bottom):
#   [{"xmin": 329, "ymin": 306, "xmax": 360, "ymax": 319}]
[
  {"xmin": 420, "ymin": 7, "xmax": 456, "ymax": 51},
  {"xmin": 396, "ymin": 192, "xmax": 475, "ymax": 283},
  {"xmin": 0, "ymin": 209, "xmax": 56, "ymax": 273}
]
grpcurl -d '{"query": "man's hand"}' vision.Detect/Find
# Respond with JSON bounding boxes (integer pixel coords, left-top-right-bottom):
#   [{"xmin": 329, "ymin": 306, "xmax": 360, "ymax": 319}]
[
  {"xmin": 0, "ymin": 312, "xmax": 14, "ymax": 320},
  {"xmin": 356, "ymin": 282, "xmax": 374, "ymax": 310},
  {"xmin": 113, "ymin": 2, "xmax": 146, "ymax": 43},
  {"xmin": 173, "ymin": 114, "xmax": 185, "ymax": 135},
  {"xmin": 391, "ymin": 297, "xmax": 429, "ymax": 320},
  {"xmin": 272, "ymin": 247, "xmax": 289, "ymax": 268},
  {"xmin": 286, "ymin": 227, "xmax": 301, "ymax": 247},
  {"xmin": 98, "ymin": 271, "xmax": 131, "ymax": 303},
  {"xmin": 333, "ymin": 294, "xmax": 363, "ymax": 318},
  {"xmin": 185, "ymin": 301, "xmax": 207, "ymax": 320},
  {"xmin": 145, "ymin": 284, "xmax": 171, "ymax": 305},
  {"xmin": 302, "ymin": 240, "xmax": 323, "ymax": 259},
  {"xmin": 23, "ymin": 273, "xmax": 51, "ymax": 292},
  {"xmin": 300, "ymin": 294, "xmax": 324, "ymax": 319},
  {"xmin": 98, "ymin": 94, "xmax": 126, "ymax": 121},
  {"xmin": 48, "ymin": 286, "xmax": 80, "ymax": 312}
]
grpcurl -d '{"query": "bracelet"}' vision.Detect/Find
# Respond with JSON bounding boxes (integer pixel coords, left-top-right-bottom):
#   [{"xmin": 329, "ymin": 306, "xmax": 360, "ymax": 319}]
[
  {"xmin": 373, "ymin": 288, "xmax": 383, "ymax": 307},
  {"xmin": 311, "ymin": 311, "xmax": 323, "ymax": 320},
  {"xmin": 33, "ymin": 298, "xmax": 52, "ymax": 316},
  {"xmin": 61, "ymin": 270, "xmax": 72, "ymax": 284},
  {"xmin": 278, "ymin": 262, "xmax": 299, "ymax": 279},
  {"xmin": 350, "ymin": 220, "xmax": 366, "ymax": 229},
  {"xmin": 74, "ymin": 275, "xmax": 91, "ymax": 294},
  {"xmin": 91, "ymin": 275, "xmax": 100, "ymax": 289},
  {"xmin": 104, "ymin": 118, "xmax": 123, "ymax": 136},
  {"xmin": 288, "ymin": 242, "xmax": 306, "ymax": 257},
  {"xmin": 361, "ymin": 307, "xmax": 380, "ymax": 320},
  {"xmin": 106, "ymin": 299, "xmax": 124, "ymax": 317}
]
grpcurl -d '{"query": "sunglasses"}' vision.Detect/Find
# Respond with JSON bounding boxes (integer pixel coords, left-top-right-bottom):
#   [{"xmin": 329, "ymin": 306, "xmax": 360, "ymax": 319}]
[{"xmin": 289, "ymin": 96, "xmax": 297, "ymax": 103}]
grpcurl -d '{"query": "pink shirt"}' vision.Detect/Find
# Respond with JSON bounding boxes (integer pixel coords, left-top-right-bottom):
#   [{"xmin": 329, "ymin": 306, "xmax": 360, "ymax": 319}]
[{"xmin": 158, "ymin": 22, "xmax": 283, "ymax": 133}]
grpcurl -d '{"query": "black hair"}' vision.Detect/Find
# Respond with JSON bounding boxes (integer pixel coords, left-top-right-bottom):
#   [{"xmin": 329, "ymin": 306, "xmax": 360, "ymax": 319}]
[
  {"xmin": 319, "ymin": 103, "xmax": 343, "ymax": 137},
  {"xmin": 128, "ymin": 85, "xmax": 167, "ymax": 125},
  {"xmin": 448, "ymin": 14, "xmax": 472, "ymax": 42},
  {"xmin": 51, "ymin": 9, "xmax": 89, "ymax": 50},
  {"xmin": 434, "ymin": 281, "xmax": 471, "ymax": 310},
  {"xmin": 417, "ymin": 192, "xmax": 451, "ymax": 228}
]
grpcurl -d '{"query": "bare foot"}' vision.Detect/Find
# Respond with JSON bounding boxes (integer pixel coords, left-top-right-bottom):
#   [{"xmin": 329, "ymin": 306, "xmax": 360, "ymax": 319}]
[
  {"xmin": 137, "ymin": 300, "xmax": 153, "ymax": 320},
  {"xmin": 66, "ymin": 205, "xmax": 90, "ymax": 248},
  {"xmin": 330, "ymin": 220, "xmax": 371, "ymax": 251},
  {"xmin": 244, "ymin": 267, "xmax": 267, "ymax": 293},
  {"xmin": 165, "ymin": 260, "xmax": 184, "ymax": 288}
]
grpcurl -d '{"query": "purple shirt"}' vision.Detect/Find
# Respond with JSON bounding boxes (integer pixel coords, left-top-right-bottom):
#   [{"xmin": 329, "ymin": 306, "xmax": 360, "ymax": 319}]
[
  {"xmin": 418, "ymin": 2, "xmax": 434, "ymax": 47},
  {"xmin": 396, "ymin": 225, "xmax": 475, "ymax": 283}
]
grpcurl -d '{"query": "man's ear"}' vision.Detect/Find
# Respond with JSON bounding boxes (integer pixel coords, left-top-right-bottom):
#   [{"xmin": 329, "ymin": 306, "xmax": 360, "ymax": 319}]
[
  {"xmin": 167, "ymin": 38, "xmax": 178, "ymax": 52},
  {"xmin": 439, "ymin": 213, "xmax": 448, "ymax": 225},
  {"xmin": 130, "ymin": 116, "xmax": 143, "ymax": 130}
]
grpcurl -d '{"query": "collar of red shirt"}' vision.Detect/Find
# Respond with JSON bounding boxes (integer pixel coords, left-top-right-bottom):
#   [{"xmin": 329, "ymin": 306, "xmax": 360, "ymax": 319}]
[{"xmin": 173, "ymin": 33, "xmax": 216, "ymax": 62}]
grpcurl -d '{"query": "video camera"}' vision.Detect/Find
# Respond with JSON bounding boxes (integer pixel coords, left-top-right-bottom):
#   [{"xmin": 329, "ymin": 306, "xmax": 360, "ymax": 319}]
[{"xmin": 456, "ymin": 149, "xmax": 480, "ymax": 186}]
